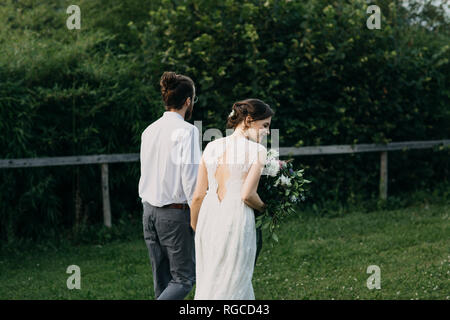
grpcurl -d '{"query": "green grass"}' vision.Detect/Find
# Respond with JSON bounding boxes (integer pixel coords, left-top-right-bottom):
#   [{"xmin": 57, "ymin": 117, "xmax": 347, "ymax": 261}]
[{"xmin": 0, "ymin": 202, "xmax": 449, "ymax": 300}]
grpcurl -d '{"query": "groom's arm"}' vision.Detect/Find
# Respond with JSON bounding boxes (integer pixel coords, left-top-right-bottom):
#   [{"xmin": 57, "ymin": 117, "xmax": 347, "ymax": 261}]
[{"xmin": 180, "ymin": 126, "xmax": 201, "ymax": 207}]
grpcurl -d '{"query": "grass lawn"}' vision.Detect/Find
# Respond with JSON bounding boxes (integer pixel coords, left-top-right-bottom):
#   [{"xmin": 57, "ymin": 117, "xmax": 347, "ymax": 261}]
[{"xmin": 0, "ymin": 202, "xmax": 448, "ymax": 300}]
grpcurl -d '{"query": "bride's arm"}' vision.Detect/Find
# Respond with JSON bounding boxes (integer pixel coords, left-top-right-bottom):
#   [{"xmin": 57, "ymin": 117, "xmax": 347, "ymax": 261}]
[
  {"xmin": 190, "ymin": 157, "xmax": 208, "ymax": 231},
  {"xmin": 241, "ymin": 149, "xmax": 267, "ymax": 212}
]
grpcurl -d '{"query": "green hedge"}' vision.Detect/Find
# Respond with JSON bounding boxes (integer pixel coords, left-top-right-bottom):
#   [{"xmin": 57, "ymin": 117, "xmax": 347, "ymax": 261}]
[
  {"xmin": 0, "ymin": 0, "xmax": 448, "ymax": 243},
  {"xmin": 140, "ymin": 0, "xmax": 449, "ymax": 202}
]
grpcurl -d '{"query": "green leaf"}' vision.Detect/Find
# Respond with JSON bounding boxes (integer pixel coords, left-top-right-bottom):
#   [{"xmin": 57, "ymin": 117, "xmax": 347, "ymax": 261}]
[{"xmin": 272, "ymin": 232, "xmax": 279, "ymax": 242}]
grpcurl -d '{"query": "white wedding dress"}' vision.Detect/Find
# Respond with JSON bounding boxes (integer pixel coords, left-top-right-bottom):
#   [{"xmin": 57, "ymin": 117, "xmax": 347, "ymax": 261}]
[{"xmin": 194, "ymin": 134, "xmax": 266, "ymax": 300}]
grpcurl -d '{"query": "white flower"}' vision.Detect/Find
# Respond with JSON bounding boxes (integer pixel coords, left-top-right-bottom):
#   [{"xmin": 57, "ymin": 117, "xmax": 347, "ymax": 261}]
[
  {"xmin": 274, "ymin": 175, "xmax": 290, "ymax": 187},
  {"xmin": 263, "ymin": 159, "xmax": 280, "ymax": 177},
  {"xmin": 290, "ymin": 195, "xmax": 298, "ymax": 202},
  {"xmin": 262, "ymin": 149, "xmax": 281, "ymax": 177},
  {"xmin": 267, "ymin": 149, "xmax": 279, "ymax": 160},
  {"xmin": 228, "ymin": 110, "xmax": 235, "ymax": 118},
  {"xmin": 279, "ymin": 174, "xmax": 291, "ymax": 187}
]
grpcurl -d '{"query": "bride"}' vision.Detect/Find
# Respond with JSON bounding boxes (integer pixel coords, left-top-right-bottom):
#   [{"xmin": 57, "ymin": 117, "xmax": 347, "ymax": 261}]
[{"xmin": 190, "ymin": 98, "xmax": 274, "ymax": 300}]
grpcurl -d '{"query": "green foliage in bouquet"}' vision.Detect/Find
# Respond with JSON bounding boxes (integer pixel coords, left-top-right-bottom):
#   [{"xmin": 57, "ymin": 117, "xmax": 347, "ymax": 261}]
[{"xmin": 256, "ymin": 149, "xmax": 311, "ymax": 242}]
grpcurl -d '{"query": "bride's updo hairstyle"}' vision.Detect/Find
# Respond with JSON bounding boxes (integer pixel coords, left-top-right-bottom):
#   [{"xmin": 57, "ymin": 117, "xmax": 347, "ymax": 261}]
[
  {"xmin": 160, "ymin": 71, "xmax": 195, "ymax": 110},
  {"xmin": 226, "ymin": 99, "xmax": 274, "ymax": 129}
]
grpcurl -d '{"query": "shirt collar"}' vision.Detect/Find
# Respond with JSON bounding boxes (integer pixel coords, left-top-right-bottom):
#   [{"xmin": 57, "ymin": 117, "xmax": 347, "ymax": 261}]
[{"xmin": 163, "ymin": 111, "xmax": 184, "ymax": 121}]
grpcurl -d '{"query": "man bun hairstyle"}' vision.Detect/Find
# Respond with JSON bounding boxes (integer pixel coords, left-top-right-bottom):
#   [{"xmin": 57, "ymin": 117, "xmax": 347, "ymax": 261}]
[
  {"xmin": 226, "ymin": 98, "xmax": 274, "ymax": 129},
  {"xmin": 160, "ymin": 71, "xmax": 195, "ymax": 110}
]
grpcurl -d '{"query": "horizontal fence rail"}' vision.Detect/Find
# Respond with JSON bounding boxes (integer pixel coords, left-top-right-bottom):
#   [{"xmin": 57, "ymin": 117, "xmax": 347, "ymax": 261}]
[
  {"xmin": 1, "ymin": 139, "xmax": 448, "ymax": 226},
  {"xmin": 279, "ymin": 140, "xmax": 450, "ymax": 156},
  {"xmin": 0, "ymin": 153, "xmax": 139, "ymax": 169},
  {"xmin": 1, "ymin": 140, "xmax": 448, "ymax": 169}
]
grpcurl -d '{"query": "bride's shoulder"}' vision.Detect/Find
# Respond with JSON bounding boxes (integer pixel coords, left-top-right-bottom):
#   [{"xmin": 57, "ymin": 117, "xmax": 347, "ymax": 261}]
[
  {"xmin": 203, "ymin": 137, "xmax": 226, "ymax": 154},
  {"xmin": 245, "ymin": 141, "xmax": 267, "ymax": 165},
  {"xmin": 206, "ymin": 137, "xmax": 226, "ymax": 148},
  {"xmin": 256, "ymin": 141, "xmax": 267, "ymax": 151},
  {"xmin": 247, "ymin": 139, "xmax": 267, "ymax": 153}
]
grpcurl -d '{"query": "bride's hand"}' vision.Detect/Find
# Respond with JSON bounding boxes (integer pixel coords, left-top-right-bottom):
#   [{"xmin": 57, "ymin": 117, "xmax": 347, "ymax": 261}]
[{"xmin": 257, "ymin": 203, "xmax": 266, "ymax": 214}]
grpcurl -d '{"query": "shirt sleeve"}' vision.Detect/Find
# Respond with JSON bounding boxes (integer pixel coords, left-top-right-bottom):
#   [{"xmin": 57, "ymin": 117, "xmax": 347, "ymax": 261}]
[{"xmin": 180, "ymin": 126, "xmax": 201, "ymax": 207}]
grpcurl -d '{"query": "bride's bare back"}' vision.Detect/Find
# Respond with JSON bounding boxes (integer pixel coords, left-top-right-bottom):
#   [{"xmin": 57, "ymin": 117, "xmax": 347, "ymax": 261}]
[{"xmin": 214, "ymin": 151, "xmax": 231, "ymax": 203}]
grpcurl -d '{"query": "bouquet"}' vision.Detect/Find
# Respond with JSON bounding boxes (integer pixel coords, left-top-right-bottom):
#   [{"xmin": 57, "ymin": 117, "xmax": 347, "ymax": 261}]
[{"xmin": 256, "ymin": 149, "xmax": 311, "ymax": 242}]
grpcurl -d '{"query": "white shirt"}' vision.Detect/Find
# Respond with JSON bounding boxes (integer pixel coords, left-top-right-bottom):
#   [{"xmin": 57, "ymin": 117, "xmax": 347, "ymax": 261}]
[{"xmin": 138, "ymin": 111, "xmax": 201, "ymax": 207}]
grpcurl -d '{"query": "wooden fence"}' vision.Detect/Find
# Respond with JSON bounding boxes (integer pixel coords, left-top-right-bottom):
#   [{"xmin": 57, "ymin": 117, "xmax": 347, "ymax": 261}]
[{"xmin": 1, "ymin": 139, "xmax": 448, "ymax": 227}]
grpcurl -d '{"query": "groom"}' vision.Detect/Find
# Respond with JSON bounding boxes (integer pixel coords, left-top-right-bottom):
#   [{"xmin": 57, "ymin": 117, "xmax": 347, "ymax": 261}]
[{"xmin": 139, "ymin": 72, "xmax": 201, "ymax": 300}]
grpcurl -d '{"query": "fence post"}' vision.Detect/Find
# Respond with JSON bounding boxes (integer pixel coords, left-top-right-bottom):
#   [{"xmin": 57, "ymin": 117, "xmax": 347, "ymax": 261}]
[
  {"xmin": 101, "ymin": 163, "xmax": 112, "ymax": 227},
  {"xmin": 379, "ymin": 151, "xmax": 388, "ymax": 200}
]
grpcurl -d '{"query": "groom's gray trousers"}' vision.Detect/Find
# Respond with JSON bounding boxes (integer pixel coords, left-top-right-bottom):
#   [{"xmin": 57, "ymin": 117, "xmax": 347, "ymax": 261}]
[{"xmin": 142, "ymin": 202, "xmax": 195, "ymax": 300}]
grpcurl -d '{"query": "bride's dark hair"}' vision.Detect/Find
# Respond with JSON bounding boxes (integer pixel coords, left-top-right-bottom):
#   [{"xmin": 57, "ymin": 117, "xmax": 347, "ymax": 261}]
[
  {"xmin": 226, "ymin": 99, "xmax": 274, "ymax": 129},
  {"xmin": 160, "ymin": 71, "xmax": 195, "ymax": 110}
]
